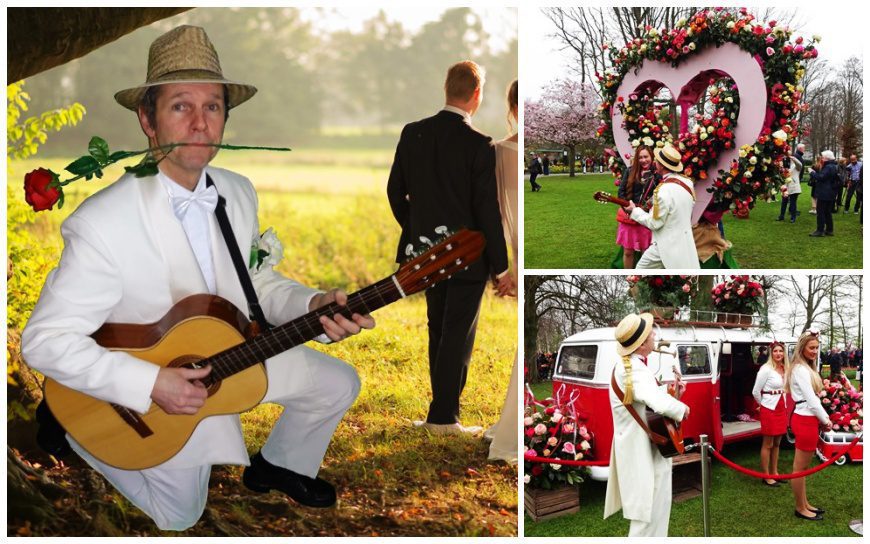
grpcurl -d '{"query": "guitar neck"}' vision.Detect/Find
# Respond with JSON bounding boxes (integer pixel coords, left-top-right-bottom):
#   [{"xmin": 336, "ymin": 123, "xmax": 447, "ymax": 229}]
[
  {"xmin": 201, "ymin": 276, "xmax": 402, "ymax": 385},
  {"xmin": 605, "ymin": 195, "xmax": 632, "ymax": 207}
]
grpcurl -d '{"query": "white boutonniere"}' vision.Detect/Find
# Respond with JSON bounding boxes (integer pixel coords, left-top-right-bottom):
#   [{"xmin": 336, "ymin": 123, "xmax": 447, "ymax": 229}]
[{"xmin": 250, "ymin": 227, "xmax": 284, "ymax": 271}]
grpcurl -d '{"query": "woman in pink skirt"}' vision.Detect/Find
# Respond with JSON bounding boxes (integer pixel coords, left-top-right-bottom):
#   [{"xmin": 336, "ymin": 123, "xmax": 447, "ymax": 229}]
[
  {"xmin": 616, "ymin": 146, "xmax": 659, "ymax": 268},
  {"xmin": 751, "ymin": 342, "xmax": 789, "ymax": 486},
  {"xmin": 785, "ymin": 332, "xmax": 832, "ymax": 521}
]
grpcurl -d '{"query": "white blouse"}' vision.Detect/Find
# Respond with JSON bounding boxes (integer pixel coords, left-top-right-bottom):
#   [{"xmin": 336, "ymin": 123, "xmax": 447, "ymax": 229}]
[
  {"xmin": 752, "ymin": 364, "xmax": 785, "ymax": 410},
  {"xmin": 789, "ymin": 364, "xmax": 831, "ymax": 423}
]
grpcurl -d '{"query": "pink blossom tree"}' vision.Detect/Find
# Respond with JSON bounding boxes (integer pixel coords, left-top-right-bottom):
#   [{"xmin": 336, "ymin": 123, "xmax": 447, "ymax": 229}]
[{"xmin": 525, "ymin": 79, "xmax": 601, "ymax": 177}]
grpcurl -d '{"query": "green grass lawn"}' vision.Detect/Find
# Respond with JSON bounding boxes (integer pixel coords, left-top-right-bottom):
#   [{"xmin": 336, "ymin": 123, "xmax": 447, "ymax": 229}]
[
  {"xmin": 524, "ymin": 381, "xmax": 863, "ymax": 537},
  {"xmin": 8, "ymin": 153, "xmax": 518, "ymax": 536},
  {"xmin": 524, "ymin": 173, "xmax": 863, "ymax": 269}
]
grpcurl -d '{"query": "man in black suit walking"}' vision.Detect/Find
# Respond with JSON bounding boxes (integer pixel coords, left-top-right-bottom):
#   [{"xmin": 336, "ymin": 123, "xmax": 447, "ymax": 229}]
[{"xmin": 387, "ymin": 60, "xmax": 511, "ymax": 434}]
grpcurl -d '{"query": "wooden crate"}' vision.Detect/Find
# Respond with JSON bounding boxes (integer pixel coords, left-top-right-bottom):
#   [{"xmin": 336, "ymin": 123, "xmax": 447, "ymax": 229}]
[
  {"xmin": 672, "ymin": 451, "xmax": 702, "ymax": 502},
  {"xmin": 524, "ymin": 485, "xmax": 580, "ymax": 522}
]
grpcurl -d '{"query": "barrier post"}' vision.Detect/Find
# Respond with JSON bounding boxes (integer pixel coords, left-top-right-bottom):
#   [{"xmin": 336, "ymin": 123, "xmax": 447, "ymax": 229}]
[{"xmin": 700, "ymin": 434, "xmax": 711, "ymax": 537}]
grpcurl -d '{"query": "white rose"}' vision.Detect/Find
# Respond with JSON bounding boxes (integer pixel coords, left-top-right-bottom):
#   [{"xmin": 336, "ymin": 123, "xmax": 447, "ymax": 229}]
[
  {"xmin": 524, "ymin": 417, "xmax": 534, "ymax": 426},
  {"xmin": 253, "ymin": 227, "xmax": 284, "ymax": 270},
  {"xmin": 727, "ymin": 21, "xmax": 735, "ymax": 29},
  {"xmin": 643, "ymin": 137, "xmax": 654, "ymax": 147},
  {"xmin": 524, "ymin": 474, "xmax": 531, "ymax": 484},
  {"xmin": 580, "ymin": 440, "xmax": 591, "ymax": 450},
  {"xmin": 749, "ymin": 156, "xmax": 757, "ymax": 165}
]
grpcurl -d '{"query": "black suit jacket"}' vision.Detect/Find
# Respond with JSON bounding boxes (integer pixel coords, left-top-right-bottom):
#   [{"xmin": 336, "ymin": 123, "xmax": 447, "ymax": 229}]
[{"xmin": 387, "ymin": 110, "xmax": 508, "ymax": 281}]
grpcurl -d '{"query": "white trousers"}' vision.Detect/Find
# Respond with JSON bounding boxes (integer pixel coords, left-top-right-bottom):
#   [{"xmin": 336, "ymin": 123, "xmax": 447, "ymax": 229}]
[
  {"xmin": 635, "ymin": 242, "xmax": 665, "ymax": 269},
  {"xmin": 70, "ymin": 348, "xmax": 360, "ymax": 531},
  {"xmin": 627, "ymin": 454, "xmax": 673, "ymax": 537}
]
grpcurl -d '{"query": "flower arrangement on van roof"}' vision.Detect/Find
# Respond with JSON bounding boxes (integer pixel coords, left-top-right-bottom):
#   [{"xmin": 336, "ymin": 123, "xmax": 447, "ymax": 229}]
[
  {"xmin": 626, "ymin": 275, "xmax": 696, "ymax": 309},
  {"xmin": 711, "ymin": 275, "xmax": 764, "ymax": 314}
]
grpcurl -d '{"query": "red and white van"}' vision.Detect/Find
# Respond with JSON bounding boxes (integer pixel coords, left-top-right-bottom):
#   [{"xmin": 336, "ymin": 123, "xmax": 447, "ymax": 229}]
[{"xmin": 551, "ymin": 319, "xmax": 801, "ymax": 480}]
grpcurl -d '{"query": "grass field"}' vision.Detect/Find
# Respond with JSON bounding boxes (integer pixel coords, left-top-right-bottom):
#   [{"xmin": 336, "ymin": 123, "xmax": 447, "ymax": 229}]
[
  {"xmin": 7, "ymin": 151, "xmax": 518, "ymax": 536},
  {"xmin": 524, "ymin": 173, "xmax": 863, "ymax": 269},
  {"xmin": 524, "ymin": 381, "xmax": 863, "ymax": 537}
]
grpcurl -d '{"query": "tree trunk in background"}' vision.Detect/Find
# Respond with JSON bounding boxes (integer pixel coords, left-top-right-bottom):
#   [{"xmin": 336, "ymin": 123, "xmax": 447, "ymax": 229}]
[
  {"xmin": 691, "ymin": 275, "xmax": 715, "ymax": 320},
  {"xmin": 524, "ymin": 276, "xmax": 547, "ymax": 383},
  {"xmin": 568, "ymin": 145, "xmax": 577, "ymax": 177},
  {"xmin": 8, "ymin": 8, "xmax": 191, "ymax": 82}
]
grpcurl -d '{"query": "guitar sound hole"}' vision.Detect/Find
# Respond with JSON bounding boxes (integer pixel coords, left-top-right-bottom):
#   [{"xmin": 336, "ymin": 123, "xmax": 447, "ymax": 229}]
[{"xmin": 169, "ymin": 356, "xmax": 221, "ymax": 396}]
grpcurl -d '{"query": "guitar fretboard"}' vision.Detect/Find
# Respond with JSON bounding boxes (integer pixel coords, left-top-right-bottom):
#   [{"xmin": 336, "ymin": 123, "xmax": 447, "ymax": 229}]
[{"xmin": 199, "ymin": 277, "xmax": 402, "ymax": 386}]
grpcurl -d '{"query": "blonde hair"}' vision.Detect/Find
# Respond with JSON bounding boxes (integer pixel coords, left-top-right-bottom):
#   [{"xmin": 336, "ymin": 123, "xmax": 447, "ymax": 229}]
[
  {"xmin": 766, "ymin": 342, "xmax": 789, "ymax": 373},
  {"xmin": 620, "ymin": 355, "xmax": 634, "ymax": 405},
  {"xmin": 784, "ymin": 333, "xmax": 823, "ymax": 394},
  {"xmin": 445, "ymin": 61, "xmax": 485, "ymax": 102}
]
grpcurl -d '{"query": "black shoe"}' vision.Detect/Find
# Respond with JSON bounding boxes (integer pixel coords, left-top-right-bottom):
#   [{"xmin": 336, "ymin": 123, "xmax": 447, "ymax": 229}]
[
  {"xmin": 809, "ymin": 506, "xmax": 826, "ymax": 514},
  {"xmin": 824, "ymin": 231, "xmax": 834, "ymax": 236},
  {"xmin": 242, "ymin": 451, "xmax": 337, "ymax": 508},
  {"xmin": 790, "ymin": 217, "xmax": 796, "ymax": 223},
  {"xmin": 795, "ymin": 510, "xmax": 824, "ymax": 521},
  {"xmin": 809, "ymin": 231, "xmax": 824, "ymax": 237},
  {"xmin": 762, "ymin": 479, "xmax": 780, "ymax": 487}
]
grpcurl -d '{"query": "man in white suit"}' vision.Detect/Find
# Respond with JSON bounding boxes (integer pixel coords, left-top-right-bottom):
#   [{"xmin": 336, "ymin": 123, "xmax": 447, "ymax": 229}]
[
  {"xmin": 604, "ymin": 313, "xmax": 689, "ymax": 537},
  {"xmin": 624, "ymin": 144, "xmax": 699, "ymax": 269},
  {"xmin": 21, "ymin": 26, "xmax": 373, "ymax": 531}
]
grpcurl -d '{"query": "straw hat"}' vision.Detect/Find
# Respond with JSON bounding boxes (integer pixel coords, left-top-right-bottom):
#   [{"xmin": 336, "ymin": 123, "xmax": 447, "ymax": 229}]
[
  {"xmin": 115, "ymin": 25, "xmax": 257, "ymax": 111},
  {"xmin": 614, "ymin": 313, "xmax": 654, "ymax": 356},
  {"xmin": 653, "ymin": 144, "xmax": 684, "ymax": 173}
]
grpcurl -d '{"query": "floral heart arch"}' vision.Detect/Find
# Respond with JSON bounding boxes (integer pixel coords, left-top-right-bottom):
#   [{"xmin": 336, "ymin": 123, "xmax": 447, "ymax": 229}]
[{"xmin": 597, "ymin": 8, "xmax": 817, "ymax": 222}]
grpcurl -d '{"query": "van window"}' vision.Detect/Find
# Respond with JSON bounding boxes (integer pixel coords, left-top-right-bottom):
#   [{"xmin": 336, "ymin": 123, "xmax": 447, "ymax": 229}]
[
  {"xmin": 557, "ymin": 345, "xmax": 598, "ymax": 379},
  {"xmin": 677, "ymin": 345, "xmax": 710, "ymax": 375}
]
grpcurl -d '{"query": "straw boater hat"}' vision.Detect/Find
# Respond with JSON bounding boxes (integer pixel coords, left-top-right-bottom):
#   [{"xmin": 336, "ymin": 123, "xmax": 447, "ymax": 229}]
[
  {"xmin": 614, "ymin": 312, "xmax": 655, "ymax": 356},
  {"xmin": 653, "ymin": 143, "xmax": 684, "ymax": 173},
  {"xmin": 115, "ymin": 25, "xmax": 257, "ymax": 111}
]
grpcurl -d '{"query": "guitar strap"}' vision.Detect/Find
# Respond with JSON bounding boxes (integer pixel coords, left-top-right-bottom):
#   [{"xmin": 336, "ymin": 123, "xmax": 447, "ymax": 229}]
[
  {"xmin": 206, "ymin": 175, "xmax": 271, "ymax": 332},
  {"xmin": 610, "ymin": 368, "xmax": 669, "ymax": 446}
]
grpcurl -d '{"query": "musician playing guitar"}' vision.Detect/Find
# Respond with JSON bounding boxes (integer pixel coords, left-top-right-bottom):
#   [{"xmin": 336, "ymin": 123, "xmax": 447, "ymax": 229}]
[
  {"xmin": 21, "ymin": 26, "xmax": 376, "ymax": 531},
  {"xmin": 604, "ymin": 313, "xmax": 690, "ymax": 537}
]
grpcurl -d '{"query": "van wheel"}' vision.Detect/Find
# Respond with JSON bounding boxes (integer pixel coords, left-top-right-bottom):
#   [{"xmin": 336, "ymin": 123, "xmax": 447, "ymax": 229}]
[{"xmin": 834, "ymin": 454, "xmax": 848, "ymax": 466}]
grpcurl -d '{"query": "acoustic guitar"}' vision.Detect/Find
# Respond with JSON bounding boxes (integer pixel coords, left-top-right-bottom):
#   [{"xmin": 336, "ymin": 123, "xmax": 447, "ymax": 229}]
[
  {"xmin": 42, "ymin": 229, "xmax": 485, "ymax": 470},
  {"xmin": 645, "ymin": 364, "xmax": 686, "ymax": 458}
]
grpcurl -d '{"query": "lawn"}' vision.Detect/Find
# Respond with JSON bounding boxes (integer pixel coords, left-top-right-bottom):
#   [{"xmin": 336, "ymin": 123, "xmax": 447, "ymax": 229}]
[
  {"xmin": 524, "ymin": 173, "xmax": 863, "ymax": 269},
  {"xmin": 523, "ymin": 381, "xmax": 863, "ymax": 537},
  {"xmin": 7, "ymin": 151, "xmax": 518, "ymax": 537}
]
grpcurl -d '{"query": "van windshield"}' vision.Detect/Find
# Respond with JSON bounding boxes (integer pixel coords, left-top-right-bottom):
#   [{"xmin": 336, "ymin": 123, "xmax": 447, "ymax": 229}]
[{"xmin": 557, "ymin": 345, "xmax": 598, "ymax": 379}]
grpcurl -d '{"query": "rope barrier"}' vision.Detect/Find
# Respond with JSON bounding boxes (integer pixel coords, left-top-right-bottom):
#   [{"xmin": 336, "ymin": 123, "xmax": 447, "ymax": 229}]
[
  {"xmin": 707, "ymin": 433, "xmax": 863, "ymax": 480},
  {"xmin": 524, "ymin": 455, "xmax": 609, "ymax": 467}
]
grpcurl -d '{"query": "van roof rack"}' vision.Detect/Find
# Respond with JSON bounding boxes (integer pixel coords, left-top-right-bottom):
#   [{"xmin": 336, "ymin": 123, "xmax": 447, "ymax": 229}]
[{"xmin": 647, "ymin": 308, "xmax": 765, "ymax": 329}]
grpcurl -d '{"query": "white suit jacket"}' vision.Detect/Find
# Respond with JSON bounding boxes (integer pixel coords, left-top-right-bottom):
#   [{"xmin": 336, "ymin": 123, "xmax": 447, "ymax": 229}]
[
  {"xmin": 21, "ymin": 167, "xmax": 321, "ymax": 469},
  {"xmin": 751, "ymin": 364, "xmax": 785, "ymax": 410},
  {"xmin": 630, "ymin": 174, "xmax": 699, "ymax": 269},
  {"xmin": 604, "ymin": 354, "xmax": 688, "ymax": 523}
]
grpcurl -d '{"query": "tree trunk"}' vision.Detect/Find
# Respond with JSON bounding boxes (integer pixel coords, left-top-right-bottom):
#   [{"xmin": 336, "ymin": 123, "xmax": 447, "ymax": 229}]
[
  {"xmin": 568, "ymin": 145, "xmax": 577, "ymax": 177},
  {"xmin": 8, "ymin": 7, "xmax": 191, "ymax": 82}
]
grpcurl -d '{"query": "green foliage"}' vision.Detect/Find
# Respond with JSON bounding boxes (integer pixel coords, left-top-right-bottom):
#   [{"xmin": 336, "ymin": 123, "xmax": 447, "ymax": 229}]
[
  {"xmin": 524, "ymin": 173, "xmax": 863, "ymax": 269},
  {"xmin": 7, "ymin": 81, "xmax": 85, "ymax": 162}
]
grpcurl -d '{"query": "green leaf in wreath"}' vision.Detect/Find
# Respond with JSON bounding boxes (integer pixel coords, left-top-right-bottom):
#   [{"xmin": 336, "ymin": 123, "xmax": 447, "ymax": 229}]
[
  {"xmin": 65, "ymin": 155, "xmax": 100, "ymax": 176},
  {"xmin": 88, "ymin": 136, "xmax": 110, "ymax": 164}
]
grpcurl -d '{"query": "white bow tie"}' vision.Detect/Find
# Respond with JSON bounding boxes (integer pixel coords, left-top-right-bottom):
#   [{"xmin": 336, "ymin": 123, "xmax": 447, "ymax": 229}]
[{"xmin": 171, "ymin": 185, "xmax": 219, "ymax": 220}]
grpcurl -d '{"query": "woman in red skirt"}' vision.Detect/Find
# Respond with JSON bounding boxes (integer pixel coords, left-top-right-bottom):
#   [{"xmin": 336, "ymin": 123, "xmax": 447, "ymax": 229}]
[
  {"xmin": 615, "ymin": 145, "xmax": 659, "ymax": 269},
  {"xmin": 751, "ymin": 342, "xmax": 789, "ymax": 486},
  {"xmin": 785, "ymin": 332, "xmax": 832, "ymax": 521}
]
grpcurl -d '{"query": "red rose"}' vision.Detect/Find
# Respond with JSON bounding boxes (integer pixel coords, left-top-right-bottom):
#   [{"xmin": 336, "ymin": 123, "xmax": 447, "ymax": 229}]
[
  {"xmin": 24, "ymin": 168, "xmax": 61, "ymax": 212},
  {"xmin": 532, "ymin": 464, "xmax": 543, "ymax": 476}
]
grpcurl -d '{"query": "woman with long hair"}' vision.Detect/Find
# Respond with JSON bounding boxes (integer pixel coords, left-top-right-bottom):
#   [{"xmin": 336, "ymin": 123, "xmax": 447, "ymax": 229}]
[
  {"xmin": 785, "ymin": 332, "xmax": 832, "ymax": 521},
  {"xmin": 616, "ymin": 145, "xmax": 658, "ymax": 268},
  {"xmin": 486, "ymin": 79, "xmax": 518, "ymax": 464},
  {"xmin": 751, "ymin": 342, "xmax": 789, "ymax": 486}
]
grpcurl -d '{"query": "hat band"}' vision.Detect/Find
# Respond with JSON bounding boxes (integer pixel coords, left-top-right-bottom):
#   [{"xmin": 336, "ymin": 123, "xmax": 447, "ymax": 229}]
[
  {"xmin": 619, "ymin": 318, "xmax": 647, "ymax": 348},
  {"xmin": 659, "ymin": 152, "xmax": 681, "ymax": 169}
]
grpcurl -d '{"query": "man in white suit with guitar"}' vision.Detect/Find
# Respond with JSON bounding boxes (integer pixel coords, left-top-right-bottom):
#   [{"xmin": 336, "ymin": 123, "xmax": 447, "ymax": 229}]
[
  {"xmin": 623, "ymin": 144, "xmax": 699, "ymax": 269},
  {"xmin": 604, "ymin": 313, "xmax": 689, "ymax": 537},
  {"xmin": 22, "ymin": 26, "xmax": 374, "ymax": 530}
]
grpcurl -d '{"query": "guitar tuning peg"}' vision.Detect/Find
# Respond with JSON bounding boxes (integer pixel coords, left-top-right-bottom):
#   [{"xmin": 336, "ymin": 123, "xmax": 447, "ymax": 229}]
[
  {"xmin": 434, "ymin": 225, "xmax": 448, "ymax": 235},
  {"xmin": 405, "ymin": 243, "xmax": 414, "ymax": 257},
  {"xmin": 419, "ymin": 236, "xmax": 433, "ymax": 247}
]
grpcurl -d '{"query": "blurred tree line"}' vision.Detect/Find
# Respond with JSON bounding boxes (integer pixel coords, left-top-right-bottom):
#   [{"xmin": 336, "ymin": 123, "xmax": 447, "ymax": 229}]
[{"xmin": 19, "ymin": 7, "xmax": 517, "ymax": 154}]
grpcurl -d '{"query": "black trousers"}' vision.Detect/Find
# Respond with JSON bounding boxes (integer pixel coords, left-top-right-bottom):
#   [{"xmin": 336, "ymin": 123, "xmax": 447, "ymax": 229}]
[
  {"xmin": 816, "ymin": 199, "xmax": 834, "ymax": 233},
  {"xmin": 425, "ymin": 278, "xmax": 486, "ymax": 424},
  {"xmin": 778, "ymin": 193, "xmax": 799, "ymax": 220},
  {"xmin": 529, "ymin": 172, "xmax": 541, "ymax": 190},
  {"xmin": 845, "ymin": 183, "xmax": 860, "ymax": 211}
]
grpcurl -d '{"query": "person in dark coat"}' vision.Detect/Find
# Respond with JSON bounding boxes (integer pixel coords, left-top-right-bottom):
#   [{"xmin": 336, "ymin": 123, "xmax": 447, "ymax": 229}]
[
  {"xmin": 808, "ymin": 150, "xmax": 839, "ymax": 236},
  {"xmin": 528, "ymin": 153, "xmax": 542, "ymax": 191},
  {"xmin": 387, "ymin": 60, "xmax": 511, "ymax": 435}
]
